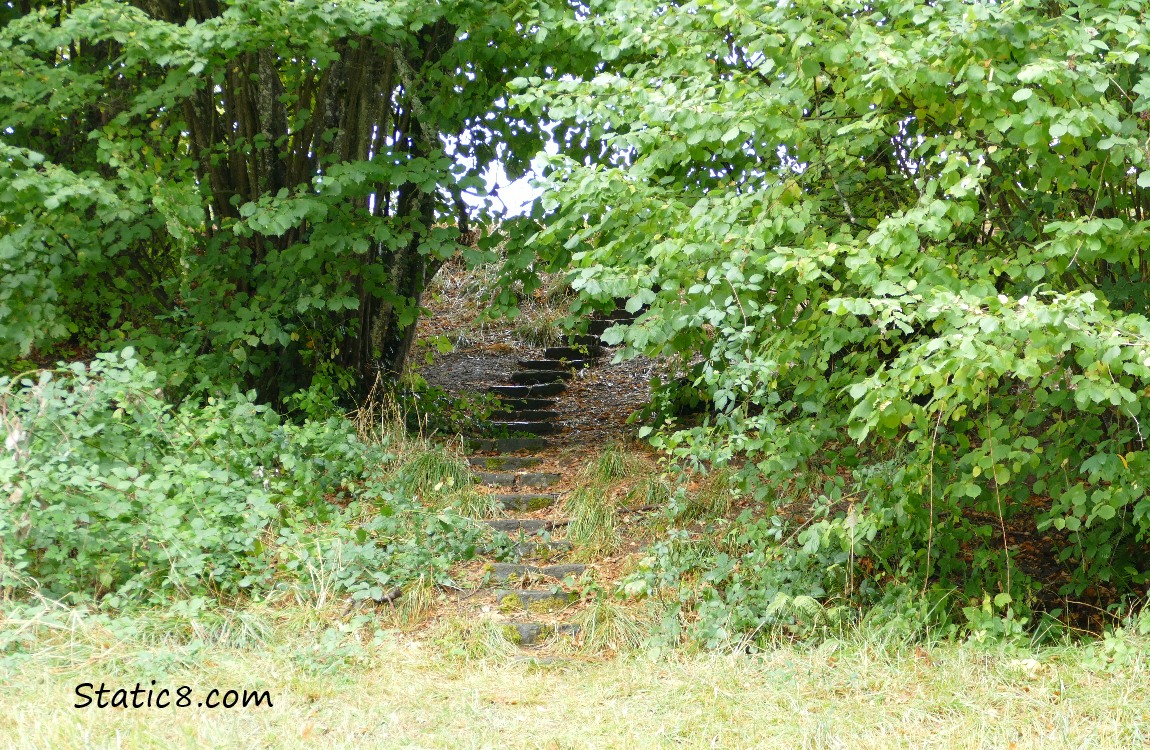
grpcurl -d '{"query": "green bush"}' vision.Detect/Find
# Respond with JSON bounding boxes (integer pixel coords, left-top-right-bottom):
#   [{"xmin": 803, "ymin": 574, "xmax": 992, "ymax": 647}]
[
  {"xmin": 511, "ymin": 0, "xmax": 1150, "ymax": 610},
  {"xmin": 0, "ymin": 350, "xmax": 482, "ymax": 608}
]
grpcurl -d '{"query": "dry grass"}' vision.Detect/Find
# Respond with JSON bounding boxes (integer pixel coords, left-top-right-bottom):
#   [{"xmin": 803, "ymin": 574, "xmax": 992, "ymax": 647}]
[{"xmin": 3, "ymin": 606, "xmax": 1150, "ymax": 749}]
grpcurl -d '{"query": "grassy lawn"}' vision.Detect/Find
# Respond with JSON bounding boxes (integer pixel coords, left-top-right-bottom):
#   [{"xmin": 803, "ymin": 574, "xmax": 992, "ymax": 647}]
[{"xmin": 3, "ymin": 606, "xmax": 1149, "ymax": 749}]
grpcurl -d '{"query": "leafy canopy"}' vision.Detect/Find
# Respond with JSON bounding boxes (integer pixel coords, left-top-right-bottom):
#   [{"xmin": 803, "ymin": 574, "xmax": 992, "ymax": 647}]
[{"xmin": 512, "ymin": 0, "xmax": 1150, "ymax": 602}]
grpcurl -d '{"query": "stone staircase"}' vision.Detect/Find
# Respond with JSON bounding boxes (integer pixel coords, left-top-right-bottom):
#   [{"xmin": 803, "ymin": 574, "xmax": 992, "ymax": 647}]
[{"xmin": 462, "ymin": 305, "xmax": 638, "ymax": 648}]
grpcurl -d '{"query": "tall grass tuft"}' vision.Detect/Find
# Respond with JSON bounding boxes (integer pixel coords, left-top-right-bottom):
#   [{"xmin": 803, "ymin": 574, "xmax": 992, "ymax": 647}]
[
  {"xmin": 394, "ymin": 446, "xmax": 472, "ymax": 500},
  {"xmin": 382, "ymin": 576, "xmax": 437, "ymax": 629},
  {"xmin": 625, "ymin": 474, "xmax": 675, "ymax": 510},
  {"xmin": 512, "ymin": 311, "xmax": 563, "ymax": 347},
  {"xmin": 678, "ymin": 466, "xmax": 737, "ymax": 521},
  {"xmin": 441, "ymin": 487, "xmax": 504, "ymax": 519},
  {"xmin": 565, "ymin": 487, "xmax": 619, "ymax": 555},
  {"xmin": 573, "ymin": 595, "xmax": 654, "ymax": 653},
  {"xmin": 431, "ymin": 617, "xmax": 520, "ymax": 661},
  {"xmin": 581, "ymin": 443, "xmax": 646, "ymax": 485}
]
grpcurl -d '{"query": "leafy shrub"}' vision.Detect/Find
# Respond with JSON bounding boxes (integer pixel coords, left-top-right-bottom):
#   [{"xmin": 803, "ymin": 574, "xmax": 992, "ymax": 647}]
[
  {"xmin": 510, "ymin": 0, "xmax": 1150, "ymax": 609},
  {"xmin": 0, "ymin": 350, "xmax": 482, "ymax": 608}
]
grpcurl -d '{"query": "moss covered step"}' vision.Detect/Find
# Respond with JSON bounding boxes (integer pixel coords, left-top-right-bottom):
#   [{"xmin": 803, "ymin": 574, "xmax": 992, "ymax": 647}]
[
  {"xmin": 467, "ymin": 456, "xmax": 542, "ymax": 471},
  {"xmin": 490, "ymin": 383, "xmax": 567, "ymax": 398},
  {"xmin": 495, "ymin": 589, "xmax": 577, "ymax": 613},
  {"xmin": 466, "ymin": 437, "xmax": 549, "ymax": 452},
  {"xmin": 496, "ymin": 397, "xmax": 556, "ymax": 411},
  {"xmin": 510, "ymin": 369, "xmax": 573, "ymax": 385},
  {"xmin": 494, "ymin": 493, "xmax": 560, "ymax": 512},
  {"xmin": 503, "ymin": 410, "xmax": 559, "ymax": 423},
  {"xmin": 487, "ymin": 420, "xmax": 558, "ymax": 436},
  {"xmin": 518, "ymin": 359, "xmax": 588, "ymax": 370},
  {"xmin": 544, "ymin": 346, "xmax": 604, "ymax": 361},
  {"xmin": 474, "ymin": 471, "xmax": 562, "ymax": 488},
  {"xmin": 483, "ymin": 519, "xmax": 552, "ymax": 534},
  {"xmin": 489, "ymin": 563, "xmax": 586, "ymax": 582},
  {"xmin": 503, "ymin": 622, "xmax": 580, "ymax": 646}
]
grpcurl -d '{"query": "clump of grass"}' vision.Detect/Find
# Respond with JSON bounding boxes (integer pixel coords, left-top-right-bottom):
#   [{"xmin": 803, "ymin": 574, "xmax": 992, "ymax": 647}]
[
  {"xmin": 572, "ymin": 596, "xmax": 655, "ymax": 653},
  {"xmin": 394, "ymin": 446, "xmax": 472, "ymax": 500},
  {"xmin": 382, "ymin": 576, "xmax": 437, "ymax": 629},
  {"xmin": 351, "ymin": 375, "xmax": 411, "ymax": 453},
  {"xmin": 540, "ymin": 273, "xmax": 575, "ymax": 307},
  {"xmin": 678, "ymin": 466, "xmax": 738, "ymax": 522},
  {"xmin": 565, "ymin": 487, "xmax": 619, "ymax": 555},
  {"xmin": 625, "ymin": 474, "xmax": 675, "ymax": 510},
  {"xmin": 431, "ymin": 616, "xmax": 519, "ymax": 661},
  {"xmin": 512, "ymin": 310, "xmax": 562, "ymax": 347},
  {"xmin": 581, "ymin": 443, "xmax": 646, "ymax": 485},
  {"xmin": 441, "ymin": 488, "xmax": 504, "ymax": 519}
]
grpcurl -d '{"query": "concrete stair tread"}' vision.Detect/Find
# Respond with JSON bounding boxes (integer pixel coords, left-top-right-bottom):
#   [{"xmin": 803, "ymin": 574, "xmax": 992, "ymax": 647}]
[
  {"xmin": 496, "ymin": 588, "xmax": 577, "ymax": 612},
  {"xmin": 510, "ymin": 370, "xmax": 573, "ymax": 385},
  {"xmin": 511, "ymin": 539, "xmax": 572, "ymax": 558},
  {"xmin": 503, "ymin": 622, "xmax": 580, "ymax": 646},
  {"xmin": 487, "ymin": 421, "xmax": 559, "ymax": 435},
  {"xmin": 466, "ymin": 437, "xmax": 549, "ymax": 452},
  {"xmin": 494, "ymin": 493, "xmax": 560, "ymax": 512},
  {"xmin": 588, "ymin": 319, "xmax": 628, "ymax": 335},
  {"xmin": 567, "ymin": 334, "xmax": 606, "ymax": 348},
  {"xmin": 544, "ymin": 346, "xmax": 604, "ymax": 360},
  {"xmin": 483, "ymin": 519, "xmax": 554, "ymax": 534},
  {"xmin": 518, "ymin": 359, "xmax": 588, "ymax": 370},
  {"xmin": 490, "ymin": 383, "xmax": 567, "ymax": 398},
  {"xmin": 503, "ymin": 410, "xmax": 560, "ymax": 422},
  {"xmin": 496, "ymin": 397, "xmax": 556, "ymax": 410},
  {"xmin": 489, "ymin": 563, "xmax": 586, "ymax": 581},
  {"xmin": 468, "ymin": 456, "xmax": 542, "ymax": 470},
  {"xmin": 475, "ymin": 471, "xmax": 561, "ymax": 488}
]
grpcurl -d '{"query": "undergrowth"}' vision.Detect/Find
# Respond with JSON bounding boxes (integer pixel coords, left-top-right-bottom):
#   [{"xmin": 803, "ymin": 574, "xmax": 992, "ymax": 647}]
[{"xmin": 0, "ymin": 351, "xmax": 485, "ymax": 612}]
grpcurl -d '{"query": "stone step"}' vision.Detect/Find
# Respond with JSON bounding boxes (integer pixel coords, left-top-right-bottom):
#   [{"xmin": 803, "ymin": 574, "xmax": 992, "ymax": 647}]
[
  {"xmin": 496, "ymin": 589, "xmax": 577, "ymax": 613},
  {"xmin": 607, "ymin": 309, "xmax": 639, "ymax": 321},
  {"xmin": 503, "ymin": 622, "xmax": 580, "ymax": 646},
  {"xmin": 483, "ymin": 519, "xmax": 552, "ymax": 535},
  {"xmin": 468, "ymin": 456, "xmax": 542, "ymax": 471},
  {"xmin": 518, "ymin": 359, "xmax": 589, "ymax": 370},
  {"xmin": 504, "ymin": 410, "xmax": 559, "ymax": 423},
  {"xmin": 589, "ymin": 318, "xmax": 628, "ymax": 336},
  {"xmin": 489, "ymin": 563, "xmax": 586, "ymax": 582},
  {"xmin": 497, "ymin": 397, "xmax": 557, "ymax": 411},
  {"xmin": 510, "ymin": 369, "xmax": 573, "ymax": 385},
  {"xmin": 512, "ymin": 540, "xmax": 572, "ymax": 559},
  {"xmin": 488, "ymin": 421, "xmax": 559, "ymax": 436},
  {"xmin": 475, "ymin": 471, "xmax": 562, "ymax": 489},
  {"xmin": 545, "ymin": 346, "xmax": 604, "ymax": 361},
  {"xmin": 490, "ymin": 383, "xmax": 567, "ymax": 398},
  {"xmin": 494, "ymin": 493, "xmax": 560, "ymax": 512},
  {"xmin": 466, "ymin": 437, "xmax": 549, "ymax": 453},
  {"xmin": 567, "ymin": 334, "xmax": 604, "ymax": 348},
  {"xmin": 474, "ymin": 471, "xmax": 515, "ymax": 487}
]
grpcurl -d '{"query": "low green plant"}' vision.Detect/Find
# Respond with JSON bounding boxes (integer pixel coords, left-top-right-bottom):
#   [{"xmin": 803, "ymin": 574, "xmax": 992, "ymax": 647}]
[{"xmin": 0, "ymin": 351, "xmax": 485, "ymax": 609}]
